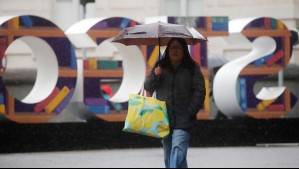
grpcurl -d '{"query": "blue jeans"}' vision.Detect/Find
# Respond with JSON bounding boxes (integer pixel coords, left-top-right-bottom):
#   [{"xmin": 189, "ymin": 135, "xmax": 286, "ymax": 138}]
[{"xmin": 162, "ymin": 129, "xmax": 191, "ymax": 168}]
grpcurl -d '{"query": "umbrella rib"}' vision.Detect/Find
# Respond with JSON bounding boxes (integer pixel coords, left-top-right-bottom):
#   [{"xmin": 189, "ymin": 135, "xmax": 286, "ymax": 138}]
[
  {"xmin": 162, "ymin": 32, "xmax": 193, "ymax": 38},
  {"xmin": 127, "ymin": 32, "xmax": 147, "ymax": 35}
]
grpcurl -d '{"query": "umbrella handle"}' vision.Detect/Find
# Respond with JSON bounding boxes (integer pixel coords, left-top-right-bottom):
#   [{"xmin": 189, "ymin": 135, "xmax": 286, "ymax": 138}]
[
  {"xmin": 158, "ymin": 37, "xmax": 161, "ymax": 61},
  {"xmin": 157, "ymin": 36, "xmax": 162, "ymax": 85}
]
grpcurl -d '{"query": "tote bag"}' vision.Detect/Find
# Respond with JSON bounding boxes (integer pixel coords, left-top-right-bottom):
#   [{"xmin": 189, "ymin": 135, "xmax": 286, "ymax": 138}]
[{"xmin": 123, "ymin": 89, "xmax": 170, "ymax": 138}]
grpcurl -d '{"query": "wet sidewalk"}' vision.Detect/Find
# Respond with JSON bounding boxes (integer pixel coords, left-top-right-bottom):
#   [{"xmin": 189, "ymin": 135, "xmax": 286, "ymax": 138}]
[{"xmin": 0, "ymin": 146, "xmax": 298, "ymax": 168}]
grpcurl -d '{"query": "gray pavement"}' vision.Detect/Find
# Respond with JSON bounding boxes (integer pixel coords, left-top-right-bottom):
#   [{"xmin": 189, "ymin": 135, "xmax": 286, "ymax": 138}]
[{"xmin": 0, "ymin": 146, "xmax": 298, "ymax": 168}]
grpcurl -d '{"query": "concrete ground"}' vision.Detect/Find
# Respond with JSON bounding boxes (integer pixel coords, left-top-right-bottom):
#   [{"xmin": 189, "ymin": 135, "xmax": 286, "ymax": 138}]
[{"xmin": 0, "ymin": 146, "xmax": 298, "ymax": 168}]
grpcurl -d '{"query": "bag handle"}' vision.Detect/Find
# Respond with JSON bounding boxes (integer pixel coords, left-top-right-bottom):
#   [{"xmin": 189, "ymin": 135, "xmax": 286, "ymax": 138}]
[
  {"xmin": 140, "ymin": 87, "xmax": 157, "ymax": 99},
  {"xmin": 152, "ymin": 91, "xmax": 157, "ymax": 99},
  {"xmin": 139, "ymin": 87, "xmax": 147, "ymax": 97}
]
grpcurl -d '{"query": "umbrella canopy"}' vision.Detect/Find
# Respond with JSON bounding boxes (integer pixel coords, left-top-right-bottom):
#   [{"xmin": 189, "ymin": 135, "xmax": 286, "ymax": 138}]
[
  {"xmin": 112, "ymin": 21, "xmax": 207, "ymax": 46},
  {"xmin": 208, "ymin": 54, "xmax": 229, "ymax": 69}
]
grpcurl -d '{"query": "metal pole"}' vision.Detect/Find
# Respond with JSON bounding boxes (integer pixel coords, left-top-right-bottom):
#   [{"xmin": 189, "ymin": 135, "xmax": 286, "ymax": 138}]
[
  {"xmin": 278, "ymin": 70, "xmax": 284, "ymax": 87},
  {"xmin": 180, "ymin": 0, "xmax": 188, "ymax": 16}
]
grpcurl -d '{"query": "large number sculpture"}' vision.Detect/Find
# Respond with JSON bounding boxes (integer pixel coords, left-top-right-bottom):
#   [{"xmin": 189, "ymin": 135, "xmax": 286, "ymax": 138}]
[
  {"xmin": 0, "ymin": 16, "xmax": 77, "ymax": 123},
  {"xmin": 0, "ymin": 15, "xmax": 297, "ymax": 123},
  {"xmin": 66, "ymin": 18, "xmax": 146, "ymax": 121},
  {"xmin": 214, "ymin": 17, "xmax": 296, "ymax": 118}
]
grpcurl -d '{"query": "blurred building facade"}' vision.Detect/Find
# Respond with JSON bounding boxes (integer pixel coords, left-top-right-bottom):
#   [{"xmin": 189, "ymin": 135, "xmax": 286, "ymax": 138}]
[
  {"xmin": 1, "ymin": 0, "xmax": 298, "ymax": 28},
  {"xmin": 1, "ymin": 0, "xmax": 299, "ymax": 122},
  {"xmin": 0, "ymin": 0, "xmax": 298, "ymax": 63}
]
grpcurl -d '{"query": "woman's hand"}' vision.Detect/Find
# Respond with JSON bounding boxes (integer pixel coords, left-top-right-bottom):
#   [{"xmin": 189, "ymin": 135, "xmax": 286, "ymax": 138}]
[{"xmin": 155, "ymin": 66, "xmax": 163, "ymax": 76}]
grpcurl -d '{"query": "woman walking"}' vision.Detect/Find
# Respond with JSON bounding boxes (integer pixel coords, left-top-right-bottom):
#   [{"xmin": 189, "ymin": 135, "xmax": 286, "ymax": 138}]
[{"xmin": 145, "ymin": 38, "xmax": 206, "ymax": 168}]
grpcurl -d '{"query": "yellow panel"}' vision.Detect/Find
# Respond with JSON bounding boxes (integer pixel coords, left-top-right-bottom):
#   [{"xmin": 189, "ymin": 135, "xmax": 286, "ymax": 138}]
[
  {"xmin": 257, "ymin": 99, "xmax": 277, "ymax": 111},
  {"xmin": 277, "ymin": 21, "xmax": 284, "ymax": 30},
  {"xmin": 148, "ymin": 46, "xmax": 160, "ymax": 68},
  {"xmin": 45, "ymin": 86, "xmax": 70, "ymax": 114},
  {"xmin": 0, "ymin": 105, "xmax": 6, "ymax": 114},
  {"xmin": 89, "ymin": 59, "xmax": 98, "ymax": 70},
  {"xmin": 12, "ymin": 17, "xmax": 20, "ymax": 29}
]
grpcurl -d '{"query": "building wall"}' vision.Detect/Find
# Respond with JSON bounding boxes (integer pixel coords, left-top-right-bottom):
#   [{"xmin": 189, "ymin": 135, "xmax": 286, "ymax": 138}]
[
  {"xmin": 0, "ymin": 0, "xmax": 298, "ymax": 65},
  {"xmin": 86, "ymin": 0, "xmax": 162, "ymax": 23},
  {"xmin": 0, "ymin": 0, "xmax": 53, "ymax": 20},
  {"xmin": 203, "ymin": 0, "xmax": 297, "ymax": 19},
  {"xmin": 0, "ymin": 0, "xmax": 298, "ymax": 28},
  {"xmin": 0, "ymin": 0, "xmax": 80, "ymax": 30}
]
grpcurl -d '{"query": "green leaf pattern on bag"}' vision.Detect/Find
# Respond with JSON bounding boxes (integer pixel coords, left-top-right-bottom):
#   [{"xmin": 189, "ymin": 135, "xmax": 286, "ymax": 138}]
[{"xmin": 123, "ymin": 94, "xmax": 170, "ymax": 138}]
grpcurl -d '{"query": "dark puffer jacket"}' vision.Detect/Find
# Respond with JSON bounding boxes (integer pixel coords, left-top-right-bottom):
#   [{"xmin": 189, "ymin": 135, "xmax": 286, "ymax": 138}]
[{"xmin": 144, "ymin": 62, "xmax": 206, "ymax": 130}]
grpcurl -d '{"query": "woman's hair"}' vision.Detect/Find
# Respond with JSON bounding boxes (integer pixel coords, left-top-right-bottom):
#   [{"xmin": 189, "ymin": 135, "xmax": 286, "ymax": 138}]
[{"xmin": 158, "ymin": 38, "xmax": 197, "ymax": 70}]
